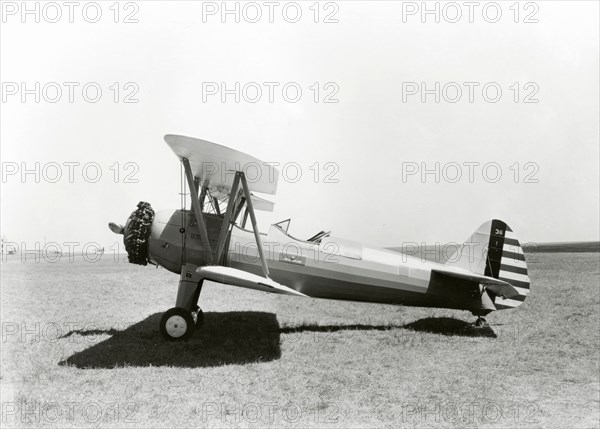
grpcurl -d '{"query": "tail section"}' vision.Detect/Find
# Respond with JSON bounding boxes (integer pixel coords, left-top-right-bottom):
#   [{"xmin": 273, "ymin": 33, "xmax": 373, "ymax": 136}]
[
  {"xmin": 494, "ymin": 223, "xmax": 531, "ymax": 309},
  {"xmin": 447, "ymin": 219, "xmax": 531, "ymax": 309}
]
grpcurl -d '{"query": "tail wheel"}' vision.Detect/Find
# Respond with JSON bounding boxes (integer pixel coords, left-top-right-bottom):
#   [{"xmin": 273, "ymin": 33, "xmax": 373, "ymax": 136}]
[
  {"xmin": 475, "ymin": 317, "xmax": 489, "ymax": 328},
  {"xmin": 160, "ymin": 307, "xmax": 195, "ymax": 341}
]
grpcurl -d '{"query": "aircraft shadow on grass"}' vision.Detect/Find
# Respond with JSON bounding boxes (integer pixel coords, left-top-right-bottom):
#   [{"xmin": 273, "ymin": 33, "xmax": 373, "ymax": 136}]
[
  {"xmin": 284, "ymin": 317, "xmax": 497, "ymax": 339},
  {"xmin": 59, "ymin": 313, "xmax": 495, "ymax": 369}
]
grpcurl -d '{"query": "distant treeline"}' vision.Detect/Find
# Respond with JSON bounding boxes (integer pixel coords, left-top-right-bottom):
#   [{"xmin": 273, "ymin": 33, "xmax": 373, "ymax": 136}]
[
  {"xmin": 521, "ymin": 241, "xmax": 600, "ymax": 253},
  {"xmin": 387, "ymin": 241, "xmax": 599, "ymax": 263}
]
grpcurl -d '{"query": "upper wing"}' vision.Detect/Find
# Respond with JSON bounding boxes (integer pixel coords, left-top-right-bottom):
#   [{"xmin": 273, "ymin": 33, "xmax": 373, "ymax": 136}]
[
  {"xmin": 212, "ymin": 190, "xmax": 274, "ymax": 212},
  {"xmin": 248, "ymin": 193, "xmax": 275, "ymax": 212},
  {"xmin": 197, "ymin": 266, "xmax": 307, "ymax": 297},
  {"xmin": 164, "ymin": 134, "xmax": 279, "ymax": 195}
]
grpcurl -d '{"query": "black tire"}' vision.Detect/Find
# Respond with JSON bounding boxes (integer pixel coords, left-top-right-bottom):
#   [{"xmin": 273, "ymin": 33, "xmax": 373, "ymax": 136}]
[
  {"xmin": 475, "ymin": 317, "xmax": 488, "ymax": 328},
  {"xmin": 160, "ymin": 307, "xmax": 195, "ymax": 341},
  {"xmin": 193, "ymin": 305, "xmax": 204, "ymax": 328}
]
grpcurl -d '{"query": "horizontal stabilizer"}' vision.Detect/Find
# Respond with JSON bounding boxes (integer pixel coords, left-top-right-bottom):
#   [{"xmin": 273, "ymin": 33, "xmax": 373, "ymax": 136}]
[
  {"xmin": 432, "ymin": 268, "xmax": 520, "ymax": 300},
  {"xmin": 485, "ymin": 282, "xmax": 521, "ymax": 300},
  {"xmin": 197, "ymin": 266, "xmax": 307, "ymax": 297}
]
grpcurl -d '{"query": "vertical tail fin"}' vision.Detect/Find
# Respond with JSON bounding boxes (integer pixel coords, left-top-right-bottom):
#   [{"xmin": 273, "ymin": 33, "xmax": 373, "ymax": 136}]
[{"xmin": 446, "ymin": 219, "xmax": 531, "ymax": 309}]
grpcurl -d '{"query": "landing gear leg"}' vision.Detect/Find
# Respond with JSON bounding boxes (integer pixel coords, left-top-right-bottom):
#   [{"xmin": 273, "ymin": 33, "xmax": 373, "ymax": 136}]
[
  {"xmin": 160, "ymin": 264, "xmax": 204, "ymax": 341},
  {"xmin": 191, "ymin": 304, "xmax": 204, "ymax": 328}
]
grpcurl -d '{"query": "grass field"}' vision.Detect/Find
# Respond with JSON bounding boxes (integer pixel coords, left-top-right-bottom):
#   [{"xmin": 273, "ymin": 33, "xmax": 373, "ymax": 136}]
[
  {"xmin": 1, "ymin": 251, "xmax": 599, "ymax": 428},
  {"xmin": 522, "ymin": 242, "xmax": 600, "ymax": 253}
]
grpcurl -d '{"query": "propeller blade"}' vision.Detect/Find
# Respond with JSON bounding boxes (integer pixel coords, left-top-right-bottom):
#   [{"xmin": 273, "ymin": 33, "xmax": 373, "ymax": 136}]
[{"xmin": 108, "ymin": 222, "xmax": 125, "ymax": 235}]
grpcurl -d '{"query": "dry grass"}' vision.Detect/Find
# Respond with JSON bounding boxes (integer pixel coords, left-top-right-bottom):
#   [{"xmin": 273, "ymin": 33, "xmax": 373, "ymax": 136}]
[{"xmin": 1, "ymin": 252, "xmax": 599, "ymax": 428}]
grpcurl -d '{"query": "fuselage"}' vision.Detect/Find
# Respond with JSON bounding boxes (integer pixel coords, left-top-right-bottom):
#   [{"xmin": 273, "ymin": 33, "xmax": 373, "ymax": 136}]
[{"xmin": 145, "ymin": 209, "xmax": 494, "ymax": 315}]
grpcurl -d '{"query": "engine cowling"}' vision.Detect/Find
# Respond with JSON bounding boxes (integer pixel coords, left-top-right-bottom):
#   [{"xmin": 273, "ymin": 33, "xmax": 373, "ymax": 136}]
[{"xmin": 123, "ymin": 201, "xmax": 155, "ymax": 265}]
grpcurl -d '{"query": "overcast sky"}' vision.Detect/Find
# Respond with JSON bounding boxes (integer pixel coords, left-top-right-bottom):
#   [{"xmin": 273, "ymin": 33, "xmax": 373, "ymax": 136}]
[{"xmin": 1, "ymin": 1, "xmax": 598, "ymax": 253}]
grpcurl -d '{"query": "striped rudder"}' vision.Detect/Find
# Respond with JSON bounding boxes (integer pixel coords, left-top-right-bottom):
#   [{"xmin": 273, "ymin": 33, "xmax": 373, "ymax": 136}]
[
  {"xmin": 493, "ymin": 223, "xmax": 530, "ymax": 309},
  {"xmin": 446, "ymin": 219, "xmax": 530, "ymax": 310}
]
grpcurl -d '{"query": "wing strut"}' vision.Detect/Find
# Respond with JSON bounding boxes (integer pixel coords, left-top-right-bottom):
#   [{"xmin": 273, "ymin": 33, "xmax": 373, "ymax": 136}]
[
  {"xmin": 234, "ymin": 197, "xmax": 246, "ymax": 224},
  {"xmin": 182, "ymin": 158, "xmax": 214, "ymax": 265},
  {"xmin": 239, "ymin": 172, "xmax": 270, "ymax": 278},
  {"xmin": 241, "ymin": 209, "xmax": 249, "ymax": 228},
  {"xmin": 215, "ymin": 173, "xmax": 241, "ymax": 263},
  {"xmin": 181, "ymin": 161, "xmax": 268, "ymax": 276}
]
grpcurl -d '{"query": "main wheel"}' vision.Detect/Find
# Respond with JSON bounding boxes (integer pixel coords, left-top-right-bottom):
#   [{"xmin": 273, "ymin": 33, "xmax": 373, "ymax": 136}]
[{"xmin": 160, "ymin": 307, "xmax": 195, "ymax": 341}]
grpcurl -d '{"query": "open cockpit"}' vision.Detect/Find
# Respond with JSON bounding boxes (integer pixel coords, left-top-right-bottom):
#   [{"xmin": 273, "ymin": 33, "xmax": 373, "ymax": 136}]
[{"xmin": 270, "ymin": 218, "xmax": 331, "ymax": 244}]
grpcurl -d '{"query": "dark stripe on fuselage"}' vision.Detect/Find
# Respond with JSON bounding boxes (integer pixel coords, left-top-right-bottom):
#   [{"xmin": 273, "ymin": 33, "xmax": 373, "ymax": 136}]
[{"xmin": 499, "ymin": 264, "xmax": 528, "ymax": 276}]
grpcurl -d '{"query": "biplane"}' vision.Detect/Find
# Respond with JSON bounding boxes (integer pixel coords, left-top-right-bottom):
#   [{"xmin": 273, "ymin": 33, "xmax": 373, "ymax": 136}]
[{"xmin": 109, "ymin": 135, "xmax": 531, "ymax": 340}]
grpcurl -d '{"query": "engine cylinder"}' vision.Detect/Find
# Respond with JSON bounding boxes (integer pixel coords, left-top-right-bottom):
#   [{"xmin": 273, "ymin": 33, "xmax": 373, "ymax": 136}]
[{"xmin": 123, "ymin": 201, "xmax": 154, "ymax": 265}]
